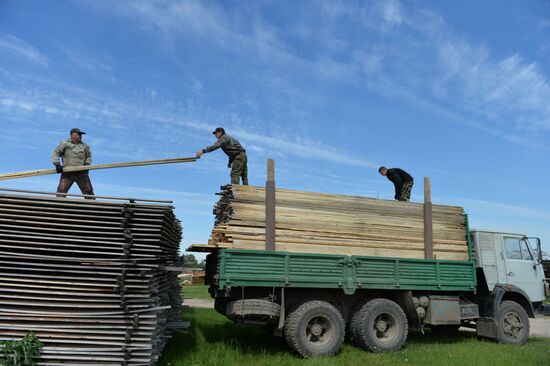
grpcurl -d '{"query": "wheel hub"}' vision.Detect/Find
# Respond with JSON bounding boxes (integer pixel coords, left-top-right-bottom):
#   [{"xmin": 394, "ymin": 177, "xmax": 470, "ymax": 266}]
[
  {"xmin": 503, "ymin": 313, "xmax": 523, "ymax": 338},
  {"xmin": 311, "ymin": 323, "xmax": 323, "ymax": 337},
  {"xmin": 376, "ymin": 320, "xmax": 388, "ymax": 332}
]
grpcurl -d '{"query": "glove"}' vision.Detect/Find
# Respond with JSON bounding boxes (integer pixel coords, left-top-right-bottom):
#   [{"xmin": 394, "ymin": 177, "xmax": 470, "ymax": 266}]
[{"xmin": 54, "ymin": 163, "xmax": 63, "ymax": 174}]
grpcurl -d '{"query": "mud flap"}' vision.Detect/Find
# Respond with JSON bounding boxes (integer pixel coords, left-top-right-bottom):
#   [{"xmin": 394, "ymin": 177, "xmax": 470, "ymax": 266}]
[{"xmin": 476, "ymin": 318, "xmax": 498, "ymax": 339}]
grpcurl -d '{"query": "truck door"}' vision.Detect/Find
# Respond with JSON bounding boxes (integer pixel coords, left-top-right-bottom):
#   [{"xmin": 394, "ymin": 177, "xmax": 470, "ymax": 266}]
[{"xmin": 502, "ymin": 236, "xmax": 545, "ymax": 302}]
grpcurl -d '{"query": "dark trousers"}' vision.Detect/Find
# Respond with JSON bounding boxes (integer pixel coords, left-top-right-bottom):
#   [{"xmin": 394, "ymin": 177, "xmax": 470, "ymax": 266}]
[
  {"xmin": 56, "ymin": 172, "xmax": 95, "ymax": 199},
  {"xmin": 397, "ymin": 181, "xmax": 414, "ymax": 202},
  {"xmin": 230, "ymin": 152, "xmax": 248, "ymax": 185}
]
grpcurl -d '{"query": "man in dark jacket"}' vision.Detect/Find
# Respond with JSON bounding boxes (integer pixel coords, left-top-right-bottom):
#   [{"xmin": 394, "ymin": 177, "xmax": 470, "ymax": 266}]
[
  {"xmin": 379, "ymin": 166, "xmax": 414, "ymax": 202},
  {"xmin": 195, "ymin": 127, "xmax": 248, "ymax": 185}
]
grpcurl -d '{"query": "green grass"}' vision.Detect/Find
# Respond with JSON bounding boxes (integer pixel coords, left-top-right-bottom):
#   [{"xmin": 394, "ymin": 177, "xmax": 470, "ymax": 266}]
[
  {"xmin": 158, "ymin": 308, "xmax": 550, "ymax": 366},
  {"xmin": 181, "ymin": 285, "xmax": 213, "ymax": 301}
]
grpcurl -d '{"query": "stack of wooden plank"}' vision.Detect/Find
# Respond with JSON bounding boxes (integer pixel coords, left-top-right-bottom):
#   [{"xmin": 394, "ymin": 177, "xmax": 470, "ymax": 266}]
[
  {"xmin": 0, "ymin": 191, "xmax": 183, "ymax": 365},
  {"xmin": 206, "ymin": 185, "xmax": 469, "ymax": 260}
]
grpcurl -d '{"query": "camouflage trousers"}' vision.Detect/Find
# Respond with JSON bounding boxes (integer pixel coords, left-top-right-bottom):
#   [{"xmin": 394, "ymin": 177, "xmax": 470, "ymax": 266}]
[
  {"xmin": 397, "ymin": 181, "xmax": 413, "ymax": 202},
  {"xmin": 230, "ymin": 151, "xmax": 248, "ymax": 185},
  {"xmin": 56, "ymin": 171, "xmax": 95, "ymax": 199}
]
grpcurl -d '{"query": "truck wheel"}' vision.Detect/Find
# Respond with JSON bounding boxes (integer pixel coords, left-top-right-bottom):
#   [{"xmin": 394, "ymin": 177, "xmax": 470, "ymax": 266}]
[
  {"xmin": 497, "ymin": 301, "xmax": 529, "ymax": 345},
  {"xmin": 284, "ymin": 300, "xmax": 345, "ymax": 358},
  {"xmin": 351, "ymin": 298, "xmax": 408, "ymax": 353},
  {"xmin": 214, "ymin": 298, "xmax": 230, "ymax": 315},
  {"xmin": 430, "ymin": 324, "xmax": 460, "ymax": 335}
]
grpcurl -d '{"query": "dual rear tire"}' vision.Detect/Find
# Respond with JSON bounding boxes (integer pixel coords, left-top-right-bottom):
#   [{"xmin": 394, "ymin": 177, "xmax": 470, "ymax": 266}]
[{"xmin": 283, "ymin": 298, "xmax": 408, "ymax": 357}]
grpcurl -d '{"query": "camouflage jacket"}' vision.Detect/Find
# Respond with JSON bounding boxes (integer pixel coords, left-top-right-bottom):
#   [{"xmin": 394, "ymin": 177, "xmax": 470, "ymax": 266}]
[
  {"xmin": 203, "ymin": 134, "xmax": 245, "ymax": 159},
  {"xmin": 51, "ymin": 139, "xmax": 92, "ymax": 167}
]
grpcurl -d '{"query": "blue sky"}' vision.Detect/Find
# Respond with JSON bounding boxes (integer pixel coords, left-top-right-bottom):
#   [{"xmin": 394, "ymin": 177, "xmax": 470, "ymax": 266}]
[{"xmin": 1, "ymin": 0, "xmax": 549, "ymax": 257}]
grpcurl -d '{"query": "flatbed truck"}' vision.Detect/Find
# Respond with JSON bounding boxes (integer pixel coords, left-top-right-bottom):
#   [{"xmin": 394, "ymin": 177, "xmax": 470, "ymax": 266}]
[{"xmin": 202, "ymin": 227, "xmax": 548, "ymax": 357}]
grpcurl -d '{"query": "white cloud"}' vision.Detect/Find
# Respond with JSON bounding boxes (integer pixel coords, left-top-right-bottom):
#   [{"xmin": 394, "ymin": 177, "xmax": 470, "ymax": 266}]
[
  {"xmin": 434, "ymin": 38, "xmax": 550, "ymax": 131},
  {"xmin": 380, "ymin": 0, "xmax": 406, "ymax": 25},
  {"xmin": 81, "ymin": 0, "xmax": 550, "ymax": 144},
  {"xmin": 62, "ymin": 47, "xmax": 114, "ymax": 80},
  {"xmin": 0, "ymin": 72, "xmax": 377, "ymax": 169},
  {"xmin": 0, "ymin": 34, "xmax": 48, "ymax": 66}
]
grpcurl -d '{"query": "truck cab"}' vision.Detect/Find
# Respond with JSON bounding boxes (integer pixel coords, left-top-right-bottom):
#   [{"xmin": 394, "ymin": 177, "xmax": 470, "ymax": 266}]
[
  {"xmin": 472, "ymin": 229, "xmax": 546, "ymax": 307},
  {"xmin": 471, "ymin": 230, "xmax": 547, "ymax": 343}
]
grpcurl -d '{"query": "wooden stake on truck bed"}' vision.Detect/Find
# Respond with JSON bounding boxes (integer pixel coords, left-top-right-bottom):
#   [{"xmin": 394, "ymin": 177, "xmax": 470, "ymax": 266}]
[
  {"xmin": 424, "ymin": 177, "xmax": 434, "ymax": 259},
  {"xmin": 0, "ymin": 157, "xmax": 198, "ymax": 181},
  {"xmin": 265, "ymin": 159, "xmax": 276, "ymax": 251}
]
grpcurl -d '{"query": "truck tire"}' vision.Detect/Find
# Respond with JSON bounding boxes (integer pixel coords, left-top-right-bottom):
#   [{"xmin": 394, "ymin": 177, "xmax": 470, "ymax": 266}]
[
  {"xmin": 226, "ymin": 299, "xmax": 281, "ymax": 320},
  {"xmin": 214, "ymin": 298, "xmax": 230, "ymax": 315},
  {"xmin": 351, "ymin": 298, "xmax": 408, "ymax": 353},
  {"xmin": 497, "ymin": 300, "xmax": 529, "ymax": 345},
  {"xmin": 284, "ymin": 300, "xmax": 345, "ymax": 358}
]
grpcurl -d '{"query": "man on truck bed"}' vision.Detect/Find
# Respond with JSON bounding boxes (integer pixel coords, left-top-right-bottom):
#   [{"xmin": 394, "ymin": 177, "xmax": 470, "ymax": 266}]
[
  {"xmin": 379, "ymin": 166, "xmax": 413, "ymax": 202},
  {"xmin": 196, "ymin": 127, "xmax": 248, "ymax": 185},
  {"xmin": 51, "ymin": 128, "xmax": 95, "ymax": 199}
]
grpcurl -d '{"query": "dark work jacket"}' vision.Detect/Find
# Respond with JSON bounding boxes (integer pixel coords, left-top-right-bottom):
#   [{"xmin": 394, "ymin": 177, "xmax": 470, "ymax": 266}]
[
  {"xmin": 386, "ymin": 168, "xmax": 413, "ymax": 198},
  {"xmin": 203, "ymin": 134, "xmax": 245, "ymax": 160}
]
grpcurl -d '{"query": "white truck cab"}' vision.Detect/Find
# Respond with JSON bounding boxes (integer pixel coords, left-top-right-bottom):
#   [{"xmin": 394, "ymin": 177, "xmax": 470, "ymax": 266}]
[{"xmin": 471, "ymin": 229, "xmax": 546, "ymax": 305}]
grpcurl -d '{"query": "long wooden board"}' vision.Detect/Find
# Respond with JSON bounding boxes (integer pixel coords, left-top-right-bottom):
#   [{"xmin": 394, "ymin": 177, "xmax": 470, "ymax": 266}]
[{"xmin": 0, "ymin": 157, "xmax": 197, "ymax": 181}]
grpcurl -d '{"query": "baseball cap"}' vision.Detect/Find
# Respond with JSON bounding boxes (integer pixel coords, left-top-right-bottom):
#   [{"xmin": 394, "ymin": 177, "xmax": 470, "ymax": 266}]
[{"xmin": 70, "ymin": 128, "xmax": 86, "ymax": 135}]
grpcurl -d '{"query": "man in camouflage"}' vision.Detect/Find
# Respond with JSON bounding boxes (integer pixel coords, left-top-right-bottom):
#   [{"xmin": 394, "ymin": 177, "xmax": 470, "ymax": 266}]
[
  {"xmin": 196, "ymin": 127, "xmax": 248, "ymax": 185},
  {"xmin": 379, "ymin": 166, "xmax": 414, "ymax": 202},
  {"xmin": 51, "ymin": 128, "xmax": 95, "ymax": 199}
]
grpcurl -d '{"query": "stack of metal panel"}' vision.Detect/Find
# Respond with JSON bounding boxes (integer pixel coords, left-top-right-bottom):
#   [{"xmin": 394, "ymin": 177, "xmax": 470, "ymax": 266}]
[{"xmin": 0, "ymin": 189, "xmax": 183, "ymax": 366}]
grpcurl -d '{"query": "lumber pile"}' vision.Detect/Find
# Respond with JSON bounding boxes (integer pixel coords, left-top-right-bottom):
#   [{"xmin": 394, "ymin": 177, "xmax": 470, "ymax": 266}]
[
  {"xmin": 206, "ymin": 185, "xmax": 469, "ymax": 260},
  {"xmin": 0, "ymin": 191, "xmax": 184, "ymax": 365}
]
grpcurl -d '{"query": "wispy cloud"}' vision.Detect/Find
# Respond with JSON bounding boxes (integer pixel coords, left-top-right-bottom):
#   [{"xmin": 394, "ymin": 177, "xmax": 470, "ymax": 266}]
[
  {"xmin": 78, "ymin": 0, "xmax": 550, "ymax": 147},
  {"xmin": 433, "ymin": 37, "xmax": 550, "ymax": 132},
  {"xmin": 62, "ymin": 47, "xmax": 115, "ymax": 78},
  {"xmin": 438, "ymin": 195, "xmax": 550, "ymax": 250},
  {"xmin": 0, "ymin": 71, "xmax": 377, "ymax": 168},
  {"xmin": 0, "ymin": 34, "xmax": 48, "ymax": 66},
  {"xmin": 324, "ymin": 1, "xmax": 550, "ymax": 141}
]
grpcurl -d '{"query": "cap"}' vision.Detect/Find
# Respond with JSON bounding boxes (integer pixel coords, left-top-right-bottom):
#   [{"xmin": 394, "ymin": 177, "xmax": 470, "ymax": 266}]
[
  {"xmin": 70, "ymin": 128, "xmax": 86, "ymax": 135},
  {"xmin": 212, "ymin": 127, "xmax": 225, "ymax": 135}
]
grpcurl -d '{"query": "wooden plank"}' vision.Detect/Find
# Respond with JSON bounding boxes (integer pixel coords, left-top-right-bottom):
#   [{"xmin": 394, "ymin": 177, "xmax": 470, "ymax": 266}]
[
  {"xmin": 186, "ymin": 244, "xmax": 217, "ymax": 253},
  {"xmin": 0, "ymin": 157, "xmax": 197, "ymax": 181}
]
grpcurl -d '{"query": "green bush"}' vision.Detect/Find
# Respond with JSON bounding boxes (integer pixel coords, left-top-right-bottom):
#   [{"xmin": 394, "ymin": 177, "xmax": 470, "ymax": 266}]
[{"xmin": 0, "ymin": 333, "xmax": 42, "ymax": 366}]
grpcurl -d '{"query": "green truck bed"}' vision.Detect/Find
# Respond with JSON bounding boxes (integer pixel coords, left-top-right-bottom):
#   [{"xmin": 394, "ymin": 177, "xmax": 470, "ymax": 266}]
[{"xmin": 215, "ymin": 249, "xmax": 477, "ymax": 295}]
